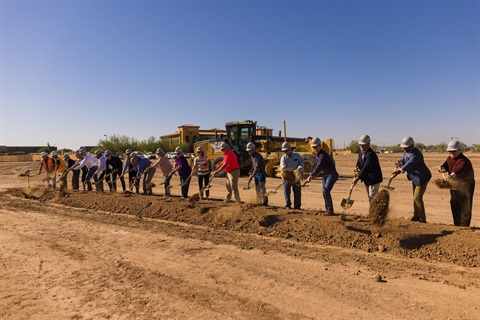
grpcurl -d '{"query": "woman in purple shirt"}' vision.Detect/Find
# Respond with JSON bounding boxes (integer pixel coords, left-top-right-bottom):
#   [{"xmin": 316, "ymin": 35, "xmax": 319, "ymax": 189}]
[{"xmin": 168, "ymin": 147, "xmax": 192, "ymax": 199}]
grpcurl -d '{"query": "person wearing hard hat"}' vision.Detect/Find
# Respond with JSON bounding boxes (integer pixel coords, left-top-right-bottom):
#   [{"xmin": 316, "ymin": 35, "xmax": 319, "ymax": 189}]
[
  {"xmin": 63, "ymin": 153, "xmax": 79, "ymax": 190},
  {"xmin": 189, "ymin": 146, "xmax": 211, "ymax": 199},
  {"xmin": 246, "ymin": 142, "xmax": 268, "ymax": 206},
  {"xmin": 38, "ymin": 151, "xmax": 56, "ymax": 188},
  {"xmin": 392, "ymin": 136, "xmax": 432, "ymax": 223},
  {"xmin": 168, "ymin": 147, "xmax": 192, "ymax": 199},
  {"xmin": 130, "ymin": 152, "xmax": 156, "ymax": 195},
  {"xmin": 280, "ymin": 142, "xmax": 304, "ymax": 209},
  {"xmin": 147, "ymin": 148, "xmax": 174, "ymax": 196},
  {"xmin": 104, "ymin": 150, "xmax": 126, "ymax": 193},
  {"xmin": 212, "ymin": 142, "xmax": 242, "ymax": 204},
  {"xmin": 439, "ymin": 140, "xmax": 475, "ymax": 227},
  {"xmin": 121, "ymin": 149, "xmax": 139, "ymax": 194},
  {"xmin": 352, "ymin": 135, "xmax": 383, "ymax": 203},
  {"xmin": 71, "ymin": 148, "xmax": 99, "ymax": 192},
  {"xmin": 49, "ymin": 151, "xmax": 67, "ymax": 189},
  {"xmin": 93, "ymin": 150, "xmax": 107, "ymax": 192},
  {"xmin": 305, "ymin": 137, "xmax": 339, "ymax": 215}
]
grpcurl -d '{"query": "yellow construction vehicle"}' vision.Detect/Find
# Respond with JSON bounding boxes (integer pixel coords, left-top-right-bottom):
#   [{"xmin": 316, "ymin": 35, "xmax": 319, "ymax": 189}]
[{"xmin": 193, "ymin": 120, "xmax": 333, "ymax": 177}]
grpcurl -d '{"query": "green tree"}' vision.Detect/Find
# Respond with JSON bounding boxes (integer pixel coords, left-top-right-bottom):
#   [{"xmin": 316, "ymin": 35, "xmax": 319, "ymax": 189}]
[{"xmin": 346, "ymin": 140, "xmax": 360, "ymax": 153}]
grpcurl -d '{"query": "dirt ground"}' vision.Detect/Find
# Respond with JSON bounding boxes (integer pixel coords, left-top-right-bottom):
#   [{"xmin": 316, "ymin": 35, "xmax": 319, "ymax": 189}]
[{"xmin": 1, "ymin": 153, "xmax": 479, "ymax": 319}]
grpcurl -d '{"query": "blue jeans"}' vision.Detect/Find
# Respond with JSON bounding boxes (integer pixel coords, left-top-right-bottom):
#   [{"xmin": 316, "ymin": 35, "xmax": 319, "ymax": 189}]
[
  {"xmin": 284, "ymin": 182, "xmax": 301, "ymax": 209},
  {"xmin": 323, "ymin": 172, "xmax": 338, "ymax": 213}
]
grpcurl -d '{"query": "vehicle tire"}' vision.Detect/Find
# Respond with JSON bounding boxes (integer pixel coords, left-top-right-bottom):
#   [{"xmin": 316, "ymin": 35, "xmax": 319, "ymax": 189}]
[
  {"xmin": 302, "ymin": 154, "xmax": 316, "ymax": 175},
  {"xmin": 212, "ymin": 156, "xmax": 226, "ymax": 177}
]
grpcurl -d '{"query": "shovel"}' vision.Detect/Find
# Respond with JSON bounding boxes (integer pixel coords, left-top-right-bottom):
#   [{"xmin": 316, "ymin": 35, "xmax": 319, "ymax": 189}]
[
  {"xmin": 242, "ymin": 180, "xmax": 252, "ymax": 190},
  {"xmin": 267, "ymin": 181, "xmax": 286, "ymax": 195},
  {"xmin": 380, "ymin": 176, "xmax": 395, "ymax": 191},
  {"xmin": 180, "ymin": 175, "xmax": 192, "ymax": 187},
  {"xmin": 341, "ymin": 184, "xmax": 355, "ymax": 209},
  {"xmin": 201, "ymin": 175, "xmax": 215, "ymax": 191}
]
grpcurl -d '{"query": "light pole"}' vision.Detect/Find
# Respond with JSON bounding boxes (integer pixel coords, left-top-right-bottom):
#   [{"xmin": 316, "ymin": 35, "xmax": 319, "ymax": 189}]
[{"xmin": 104, "ymin": 134, "xmax": 108, "ymax": 141}]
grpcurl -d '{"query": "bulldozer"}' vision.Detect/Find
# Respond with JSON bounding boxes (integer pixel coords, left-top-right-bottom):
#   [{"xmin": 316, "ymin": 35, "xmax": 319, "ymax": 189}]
[{"xmin": 193, "ymin": 120, "xmax": 333, "ymax": 177}]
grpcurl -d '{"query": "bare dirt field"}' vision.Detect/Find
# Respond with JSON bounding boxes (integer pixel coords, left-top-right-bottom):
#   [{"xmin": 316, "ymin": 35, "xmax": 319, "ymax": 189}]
[{"xmin": 1, "ymin": 153, "xmax": 479, "ymax": 319}]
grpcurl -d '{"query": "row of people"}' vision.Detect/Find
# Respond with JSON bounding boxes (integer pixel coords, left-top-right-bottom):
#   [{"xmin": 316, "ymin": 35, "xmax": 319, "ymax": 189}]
[{"xmin": 38, "ymin": 135, "xmax": 475, "ymax": 227}]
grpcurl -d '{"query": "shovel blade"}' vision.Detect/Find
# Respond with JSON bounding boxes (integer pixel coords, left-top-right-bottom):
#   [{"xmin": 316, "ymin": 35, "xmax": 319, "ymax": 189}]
[
  {"xmin": 341, "ymin": 198, "xmax": 354, "ymax": 209},
  {"xmin": 380, "ymin": 185, "xmax": 395, "ymax": 191}
]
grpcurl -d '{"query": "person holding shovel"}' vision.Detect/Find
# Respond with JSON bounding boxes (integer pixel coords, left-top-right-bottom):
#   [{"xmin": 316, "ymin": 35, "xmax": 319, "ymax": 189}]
[
  {"xmin": 211, "ymin": 142, "xmax": 242, "ymax": 204},
  {"xmin": 189, "ymin": 146, "xmax": 211, "ymax": 199},
  {"xmin": 246, "ymin": 142, "xmax": 268, "ymax": 206},
  {"xmin": 93, "ymin": 150, "xmax": 107, "ymax": 192},
  {"xmin": 168, "ymin": 147, "xmax": 191, "ymax": 199},
  {"xmin": 121, "ymin": 149, "xmax": 139, "ymax": 194},
  {"xmin": 130, "ymin": 152, "xmax": 156, "ymax": 195},
  {"xmin": 105, "ymin": 150, "xmax": 126, "ymax": 193},
  {"xmin": 352, "ymin": 135, "xmax": 383, "ymax": 203},
  {"xmin": 280, "ymin": 142, "xmax": 304, "ymax": 210},
  {"xmin": 38, "ymin": 151, "xmax": 56, "ymax": 188},
  {"xmin": 50, "ymin": 151, "xmax": 67, "ymax": 189},
  {"xmin": 147, "ymin": 148, "xmax": 173, "ymax": 197},
  {"xmin": 305, "ymin": 137, "xmax": 338, "ymax": 215},
  {"xmin": 72, "ymin": 148, "xmax": 98, "ymax": 192},
  {"xmin": 391, "ymin": 136, "xmax": 431, "ymax": 223},
  {"xmin": 439, "ymin": 140, "xmax": 475, "ymax": 227},
  {"xmin": 63, "ymin": 153, "xmax": 79, "ymax": 190}
]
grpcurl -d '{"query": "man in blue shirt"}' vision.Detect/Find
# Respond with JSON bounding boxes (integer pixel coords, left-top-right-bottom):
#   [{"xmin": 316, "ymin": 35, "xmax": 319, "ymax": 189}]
[
  {"xmin": 392, "ymin": 136, "xmax": 431, "ymax": 223},
  {"xmin": 130, "ymin": 152, "xmax": 156, "ymax": 195},
  {"xmin": 305, "ymin": 137, "xmax": 339, "ymax": 215}
]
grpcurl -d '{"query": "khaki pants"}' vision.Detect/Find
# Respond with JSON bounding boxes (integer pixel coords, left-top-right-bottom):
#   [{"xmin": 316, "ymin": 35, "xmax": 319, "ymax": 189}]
[
  {"xmin": 365, "ymin": 183, "xmax": 380, "ymax": 202},
  {"xmin": 225, "ymin": 169, "xmax": 241, "ymax": 203},
  {"xmin": 412, "ymin": 182, "xmax": 428, "ymax": 221}
]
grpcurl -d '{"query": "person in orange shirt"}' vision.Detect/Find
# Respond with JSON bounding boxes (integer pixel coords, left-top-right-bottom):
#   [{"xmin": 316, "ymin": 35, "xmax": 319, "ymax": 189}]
[
  {"xmin": 212, "ymin": 142, "xmax": 242, "ymax": 204},
  {"xmin": 38, "ymin": 151, "xmax": 56, "ymax": 188}
]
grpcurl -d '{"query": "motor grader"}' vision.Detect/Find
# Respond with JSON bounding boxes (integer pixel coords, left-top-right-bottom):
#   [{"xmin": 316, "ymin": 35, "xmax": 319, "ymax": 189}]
[{"xmin": 193, "ymin": 120, "xmax": 333, "ymax": 177}]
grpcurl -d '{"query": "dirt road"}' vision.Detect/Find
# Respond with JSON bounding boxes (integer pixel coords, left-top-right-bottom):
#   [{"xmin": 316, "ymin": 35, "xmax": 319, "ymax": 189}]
[{"xmin": 1, "ymin": 153, "xmax": 479, "ymax": 319}]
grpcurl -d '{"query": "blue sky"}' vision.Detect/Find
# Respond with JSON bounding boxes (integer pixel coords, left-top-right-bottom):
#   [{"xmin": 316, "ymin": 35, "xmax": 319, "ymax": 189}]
[{"xmin": 1, "ymin": 0, "xmax": 479, "ymax": 150}]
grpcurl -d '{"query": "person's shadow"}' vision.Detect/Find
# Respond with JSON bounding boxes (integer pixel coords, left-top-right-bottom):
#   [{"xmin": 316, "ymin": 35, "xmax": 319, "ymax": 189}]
[{"xmin": 399, "ymin": 230, "xmax": 454, "ymax": 250}]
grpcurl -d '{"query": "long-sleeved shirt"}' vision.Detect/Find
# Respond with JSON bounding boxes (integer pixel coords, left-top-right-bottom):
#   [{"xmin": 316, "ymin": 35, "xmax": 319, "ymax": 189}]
[
  {"xmin": 73, "ymin": 154, "xmax": 97, "ymax": 170},
  {"xmin": 399, "ymin": 147, "xmax": 431, "ymax": 186},
  {"xmin": 310, "ymin": 149, "xmax": 337, "ymax": 177},
  {"xmin": 95, "ymin": 156, "xmax": 107, "ymax": 175},
  {"xmin": 106, "ymin": 155, "xmax": 124, "ymax": 172},
  {"xmin": 356, "ymin": 147, "xmax": 382, "ymax": 185},
  {"xmin": 152, "ymin": 155, "xmax": 173, "ymax": 176},
  {"xmin": 134, "ymin": 157, "xmax": 153, "ymax": 177},
  {"xmin": 250, "ymin": 151, "xmax": 266, "ymax": 176},
  {"xmin": 441, "ymin": 153, "xmax": 474, "ymax": 181},
  {"xmin": 280, "ymin": 151, "xmax": 304, "ymax": 172}
]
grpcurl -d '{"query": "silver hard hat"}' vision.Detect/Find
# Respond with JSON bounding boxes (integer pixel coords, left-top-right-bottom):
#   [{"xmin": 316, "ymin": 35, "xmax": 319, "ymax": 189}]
[
  {"xmin": 400, "ymin": 136, "xmax": 414, "ymax": 148},
  {"xmin": 281, "ymin": 142, "xmax": 291, "ymax": 151},
  {"xmin": 358, "ymin": 134, "xmax": 371, "ymax": 145},
  {"xmin": 311, "ymin": 137, "xmax": 321, "ymax": 147}
]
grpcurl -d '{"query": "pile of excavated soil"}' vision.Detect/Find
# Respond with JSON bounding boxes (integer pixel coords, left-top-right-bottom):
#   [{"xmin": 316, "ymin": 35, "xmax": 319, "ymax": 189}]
[
  {"xmin": 2, "ymin": 187, "xmax": 480, "ymax": 268},
  {"xmin": 433, "ymin": 179, "xmax": 451, "ymax": 189},
  {"xmin": 369, "ymin": 190, "xmax": 390, "ymax": 227}
]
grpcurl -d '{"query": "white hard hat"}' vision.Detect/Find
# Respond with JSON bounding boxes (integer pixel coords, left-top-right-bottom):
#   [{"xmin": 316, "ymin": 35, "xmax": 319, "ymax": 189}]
[
  {"xmin": 446, "ymin": 140, "xmax": 461, "ymax": 152},
  {"xmin": 63, "ymin": 153, "xmax": 70, "ymax": 159},
  {"xmin": 95, "ymin": 150, "xmax": 102, "ymax": 156},
  {"xmin": 220, "ymin": 142, "xmax": 229, "ymax": 150},
  {"xmin": 311, "ymin": 137, "xmax": 321, "ymax": 147},
  {"xmin": 400, "ymin": 136, "xmax": 414, "ymax": 148},
  {"xmin": 156, "ymin": 148, "xmax": 165, "ymax": 155},
  {"xmin": 79, "ymin": 148, "xmax": 87, "ymax": 154},
  {"xmin": 358, "ymin": 134, "xmax": 371, "ymax": 145},
  {"xmin": 50, "ymin": 151, "xmax": 58, "ymax": 156},
  {"xmin": 175, "ymin": 147, "xmax": 183, "ymax": 154},
  {"xmin": 246, "ymin": 142, "xmax": 256, "ymax": 151},
  {"xmin": 125, "ymin": 149, "xmax": 133, "ymax": 155},
  {"xmin": 130, "ymin": 152, "xmax": 138, "ymax": 158},
  {"xmin": 196, "ymin": 146, "xmax": 204, "ymax": 152},
  {"xmin": 281, "ymin": 142, "xmax": 291, "ymax": 151},
  {"xmin": 104, "ymin": 150, "xmax": 111, "ymax": 155},
  {"xmin": 40, "ymin": 151, "xmax": 48, "ymax": 157}
]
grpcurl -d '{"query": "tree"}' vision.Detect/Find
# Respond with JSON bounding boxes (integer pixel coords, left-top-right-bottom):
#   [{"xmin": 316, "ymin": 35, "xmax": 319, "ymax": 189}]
[{"xmin": 346, "ymin": 140, "xmax": 360, "ymax": 153}]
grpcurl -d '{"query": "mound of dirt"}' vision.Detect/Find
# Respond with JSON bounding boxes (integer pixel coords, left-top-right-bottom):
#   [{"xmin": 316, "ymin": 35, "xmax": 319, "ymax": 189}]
[
  {"xmin": 2, "ymin": 187, "xmax": 480, "ymax": 268},
  {"xmin": 433, "ymin": 179, "xmax": 451, "ymax": 189}
]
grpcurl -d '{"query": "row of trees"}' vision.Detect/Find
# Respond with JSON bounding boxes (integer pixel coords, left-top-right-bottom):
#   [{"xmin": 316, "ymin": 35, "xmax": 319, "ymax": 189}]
[{"xmin": 344, "ymin": 140, "xmax": 479, "ymax": 154}]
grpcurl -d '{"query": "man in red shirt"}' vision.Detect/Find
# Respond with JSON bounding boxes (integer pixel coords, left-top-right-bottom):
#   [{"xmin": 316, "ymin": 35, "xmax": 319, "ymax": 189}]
[{"xmin": 212, "ymin": 142, "xmax": 242, "ymax": 204}]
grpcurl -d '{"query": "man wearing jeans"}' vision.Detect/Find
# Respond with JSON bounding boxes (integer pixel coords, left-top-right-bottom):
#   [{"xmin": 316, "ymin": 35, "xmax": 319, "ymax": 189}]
[
  {"xmin": 305, "ymin": 137, "xmax": 339, "ymax": 215},
  {"xmin": 280, "ymin": 142, "xmax": 304, "ymax": 210},
  {"xmin": 392, "ymin": 136, "xmax": 431, "ymax": 223},
  {"xmin": 212, "ymin": 142, "xmax": 242, "ymax": 204}
]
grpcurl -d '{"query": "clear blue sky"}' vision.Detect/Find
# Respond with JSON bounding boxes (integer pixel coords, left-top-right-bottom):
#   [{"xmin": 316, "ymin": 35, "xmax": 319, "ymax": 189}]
[{"xmin": 1, "ymin": 0, "xmax": 479, "ymax": 150}]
